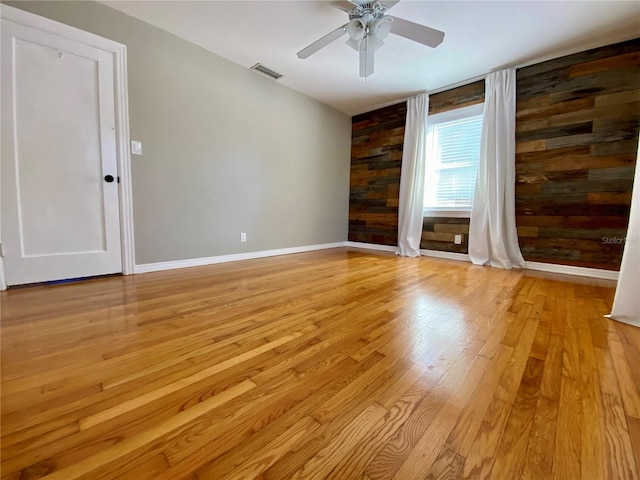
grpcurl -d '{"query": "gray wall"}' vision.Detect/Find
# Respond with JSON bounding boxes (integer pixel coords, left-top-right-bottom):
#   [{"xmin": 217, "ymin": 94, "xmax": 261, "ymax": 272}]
[{"xmin": 4, "ymin": 1, "xmax": 351, "ymax": 264}]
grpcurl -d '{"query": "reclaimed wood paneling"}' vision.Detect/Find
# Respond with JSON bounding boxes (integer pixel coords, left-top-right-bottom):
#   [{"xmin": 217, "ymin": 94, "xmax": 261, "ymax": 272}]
[
  {"xmin": 349, "ymin": 40, "xmax": 638, "ymax": 269},
  {"xmin": 422, "ymin": 217, "xmax": 470, "ymax": 254},
  {"xmin": 348, "ymin": 81, "xmax": 484, "ymax": 248},
  {"xmin": 516, "ymin": 38, "xmax": 640, "ymax": 270},
  {"xmin": 349, "ymin": 103, "xmax": 406, "ymax": 245}
]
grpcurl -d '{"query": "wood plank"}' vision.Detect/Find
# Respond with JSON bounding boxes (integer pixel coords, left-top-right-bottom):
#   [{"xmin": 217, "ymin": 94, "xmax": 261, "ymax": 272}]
[
  {"xmin": 424, "ymin": 447, "xmax": 465, "ymax": 480},
  {"xmin": 595, "ymin": 89, "xmax": 640, "ymax": 107},
  {"xmin": 289, "ymin": 403, "xmax": 387, "ymax": 479},
  {"xmin": 494, "ymin": 316, "xmax": 539, "ymax": 405},
  {"xmin": 79, "ymin": 332, "xmax": 301, "ymax": 430},
  {"xmin": 326, "ymin": 385, "xmax": 425, "ymax": 479},
  {"xmin": 489, "ymin": 357, "xmax": 545, "ymax": 479},
  {"xmin": 20, "ymin": 380, "xmax": 255, "ymax": 480},
  {"xmin": 569, "ymin": 51, "xmax": 640, "ymax": 77},
  {"xmin": 194, "ymin": 416, "xmax": 320, "ymax": 480},
  {"xmin": 540, "ymin": 334, "xmax": 563, "ymax": 401},
  {"xmin": 601, "ymin": 393, "xmax": 638, "ymax": 480},
  {"xmin": 364, "ymin": 342, "xmax": 485, "ymax": 480},
  {"xmin": 460, "ymin": 398, "xmax": 512, "ymax": 480},
  {"xmin": 521, "ymin": 396, "xmax": 560, "ymax": 480},
  {"xmin": 390, "ymin": 356, "xmax": 491, "ymax": 479},
  {"xmin": 553, "ymin": 376, "xmax": 582, "ymax": 480},
  {"xmin": 577, "ymin": 322, "xmax": 606, "ymax": 480},
  {"xmin": 609, "ymin": 340, "xmax": 640, "ymax": 419},
  {"xmin": 446, "ymin": 344, "xmax": 513, "ymax": 457},
  {"xmin": 626, "ymin": 415, "xmax": 640, "ymax": 476}
]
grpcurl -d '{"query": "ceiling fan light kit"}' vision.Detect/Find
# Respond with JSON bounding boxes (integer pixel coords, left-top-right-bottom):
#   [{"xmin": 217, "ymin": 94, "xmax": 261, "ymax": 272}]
[{"xmin": 297, "ymin": 0, "xmax": 445, "ymax": 78}]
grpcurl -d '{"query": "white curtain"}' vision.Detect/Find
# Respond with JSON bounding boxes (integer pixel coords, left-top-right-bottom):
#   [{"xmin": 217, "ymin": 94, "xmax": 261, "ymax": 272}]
[
  {"xmin": 396, "ymin": 94, "xmax": 428, "ymax": 257},
  {"xmin": 607, "ymin": 139, "xmax": 640, "ymax": 327},
  {"xmin": 469, "ymin": 69, "xmax": 525, "ymax": 269}
]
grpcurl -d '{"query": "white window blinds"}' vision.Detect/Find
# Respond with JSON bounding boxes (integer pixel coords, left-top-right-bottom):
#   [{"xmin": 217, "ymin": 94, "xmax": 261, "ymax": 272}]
[{"xmin": 424, "ymin": 103, "xmax": 484, "ymax": 216}]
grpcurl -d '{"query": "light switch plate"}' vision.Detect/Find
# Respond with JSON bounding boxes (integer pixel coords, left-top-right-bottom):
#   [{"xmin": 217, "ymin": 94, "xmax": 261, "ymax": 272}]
[{"xmin": 131, "ymin": 141, "xmax": 142, "ymax": 155}]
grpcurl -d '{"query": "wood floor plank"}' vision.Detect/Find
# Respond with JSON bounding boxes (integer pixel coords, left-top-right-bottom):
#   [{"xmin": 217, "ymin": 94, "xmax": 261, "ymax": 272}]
[
  {"xmin": 326, "ymin": 388, "xmax": 425, "ymax": 480},
  {"xmin": 424, "ymin": 447, "xmax": 465, "ymax": 480},
  {"xmin": 494, "ymin": 316, "xmax": 539, "ymax": 405},
  {"xmin": 169, "ymin": 353, "xmax": 367, "ymax": 480},
  {"xmin": 540, "ymin": 334, "xmax": 563, "ymax": 401},
  {"xmin": 627, "ymin": 415, "xmax": 640, "ymax": 476},
  {"xmin": 365, "ymin": 340, "xmax": 485, "ymax": 480},
  {"xmin": 196, "ymin": 416, "xmax": 320, "ymax": 480},
  {"xmin": 521, "ymin": 396, "xmax": 559, "ymax": 480},
  {"xmin": 577, "ymin": 322, "xmax": 606, "ymax": 480},
  {"xmin": 18, "ymin": 380, "xmax": 255, "ymax": 480},
  {"xmin": 460, "ymin": 398, "xmax": 512, "ymax": 480},
  {"xmin": 488, "ymin": 357, "xmax": 545, "ymax": 480},
  {"xmin": 553, "ymin": 376, "xmax": 582, "ymax": 480},
  {"xmin": 167, "ymin": 355, "xmax": 386, "ymax": 477},
  {"xmin": 446, "ymin": 344, "xmax": 513, "ymax": 457},
  {"xmin": 0, "ymin": 248, "xmax": 633, "ymax": 480},
  {"xmin": 289, "ymin": 403, "xmax": 388, "ymax": 479},
  {"xmin": 79, "ymin": 332, "xmax": 302, "ymax": 431},
  {"xmin": 609, "ymin": 339, "xmax": 640, "ymax": 419},
  {"xmin": 388, "ymin": 356, "xmax": 491, "ymax": 479},
  {"xmin": 601, "ymin": 393, "xmax": 638, "ymax": 480}
]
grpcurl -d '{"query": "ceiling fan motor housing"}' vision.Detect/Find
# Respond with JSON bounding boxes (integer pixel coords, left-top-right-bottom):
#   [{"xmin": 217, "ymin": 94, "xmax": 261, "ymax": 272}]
[
  {"xmin": 348, "ymin": 1, "xmax": 388, "ymax": 22},
  {"xmin": 346, "ymin": 1, "xmax": 392, "ymax": 49}
]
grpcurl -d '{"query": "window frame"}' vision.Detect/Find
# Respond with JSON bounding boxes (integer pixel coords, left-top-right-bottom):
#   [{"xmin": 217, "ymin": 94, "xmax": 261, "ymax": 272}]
[{"xmin": 422, "ymin": 102, "xmax": 484, "ymax": 219}]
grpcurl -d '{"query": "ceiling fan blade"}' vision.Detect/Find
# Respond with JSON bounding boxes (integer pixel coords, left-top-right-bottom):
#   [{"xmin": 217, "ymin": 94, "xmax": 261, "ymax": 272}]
[
  {"xmin": 331, "ymin": 1, "xmax": 359, "ymax": 12},
  {"xmin": 297, "ymin": 24, "xmax": 348, "ymax": 59},
  {"xmin": 359, "ymin": 40, "xmax": 374, "ymax": 77},
  {"xmin": 380, "ymin": 1, "xmax": 401, "ymax": 9},
  {"xmin": 388, "ymin": 16, "xmax": 445, "ymax": 48}
]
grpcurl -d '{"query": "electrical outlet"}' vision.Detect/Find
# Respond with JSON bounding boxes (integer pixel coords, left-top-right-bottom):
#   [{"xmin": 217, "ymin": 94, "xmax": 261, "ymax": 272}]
[
  {"xmin": 454, "ymin": 234, "xmax": 463, "ymax": 245},
  {"xmin": 240, "ymin": 232, "xmax": 246, "ymax": 243}
]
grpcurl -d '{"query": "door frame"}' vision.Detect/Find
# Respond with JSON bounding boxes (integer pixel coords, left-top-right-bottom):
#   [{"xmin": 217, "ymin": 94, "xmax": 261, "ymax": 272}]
[{"xmin": 0, "ymin": 4, "xmax": 135, "ymax": 290}]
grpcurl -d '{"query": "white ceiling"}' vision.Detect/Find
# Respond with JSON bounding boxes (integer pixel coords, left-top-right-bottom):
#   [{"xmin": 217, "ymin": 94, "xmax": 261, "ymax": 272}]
[{"xmin": 103, "ymin": 1, "xmax": 640, "ymax": 116}]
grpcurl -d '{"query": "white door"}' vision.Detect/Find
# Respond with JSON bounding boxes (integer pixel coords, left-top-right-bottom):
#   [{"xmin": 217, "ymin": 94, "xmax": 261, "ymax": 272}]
[{"xmin": 1, "ymin": 17, "xmax": 122, "ymax": 286}]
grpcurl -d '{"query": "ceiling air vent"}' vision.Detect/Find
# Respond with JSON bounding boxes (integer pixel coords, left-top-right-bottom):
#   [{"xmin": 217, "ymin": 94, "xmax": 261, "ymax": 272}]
[{"xmin": 250, "ymin": 63, "xmax": 283, "ymax": 80}]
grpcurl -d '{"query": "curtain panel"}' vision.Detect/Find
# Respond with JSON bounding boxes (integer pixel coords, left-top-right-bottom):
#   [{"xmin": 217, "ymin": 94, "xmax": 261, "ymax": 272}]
[
  {"xmin": 396, "ymin": 93, "xmax": 429, "ymax": 257},
  {"xmin": 469, "ymin": 69, "xmax": 525, "ymax": 269},
  {"xmin": 607, "ymin": 138, "xmax": 640, "ymax": 327}
]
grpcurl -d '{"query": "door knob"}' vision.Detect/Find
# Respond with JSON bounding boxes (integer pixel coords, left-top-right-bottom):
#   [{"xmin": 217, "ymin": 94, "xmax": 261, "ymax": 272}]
[{"xmin": 104, "ymin": 175, "xmax": 115, "ymax": 183}]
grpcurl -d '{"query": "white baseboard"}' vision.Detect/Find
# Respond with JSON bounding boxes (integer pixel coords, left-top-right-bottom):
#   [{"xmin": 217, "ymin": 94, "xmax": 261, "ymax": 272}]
[
  {"xmin": 135, "ymin": 240, "xmax": 619, "ymax": 282},
  {"xmin": 134, "ymin": 242, "xmax": 348, "ymax": 274},
  {"xmin": 524, "ymin": 261, "xmax": 619, "ymax": 281},
  {"xmin": 346, "ymin": 241, "xmax": 619, "ymax": 281},
  {"xmin": 420, "ymin": 249, "xmax": 470, "ymax": 263},
  {"xmin": 346, "ymin": 241, "xmax": 396, "ymax": 253}
]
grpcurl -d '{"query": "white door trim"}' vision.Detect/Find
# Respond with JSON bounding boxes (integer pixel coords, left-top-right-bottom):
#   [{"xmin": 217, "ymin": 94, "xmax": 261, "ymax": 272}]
[{"xmin": 0, "ymin": 5, "xmax": 135, "ymax": 289}]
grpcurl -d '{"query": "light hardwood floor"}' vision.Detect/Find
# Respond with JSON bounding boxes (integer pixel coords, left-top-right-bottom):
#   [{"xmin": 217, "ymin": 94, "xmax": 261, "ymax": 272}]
[{"xmin": 1, "ymin": 248, "xmax": 639, "ymax": 480}]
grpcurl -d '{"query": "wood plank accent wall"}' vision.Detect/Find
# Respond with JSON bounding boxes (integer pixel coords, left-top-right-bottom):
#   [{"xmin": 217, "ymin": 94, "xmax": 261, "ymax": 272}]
[
  {"xmin": 349, "ymin": 39, "xmax": 638, "ymax": 269},
  {"xmin": 350, "ymin": 103, "xmax": 406, "ymax": 245},
  {"xmin": 515, "ymin": 38, "xmax": 640, "ymax": 270},
  {"xmin": 349, "ymin": 81, "xmax": 484, "ymax": 247}
]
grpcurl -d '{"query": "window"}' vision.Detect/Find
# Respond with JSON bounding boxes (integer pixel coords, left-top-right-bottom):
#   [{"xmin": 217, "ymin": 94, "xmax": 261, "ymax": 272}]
[{"xmin": 423, "ymin": 103, "xmax": 484, "ymax": 218}]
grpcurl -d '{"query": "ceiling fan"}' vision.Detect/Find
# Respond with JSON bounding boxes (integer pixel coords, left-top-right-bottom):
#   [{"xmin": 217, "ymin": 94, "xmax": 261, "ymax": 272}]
[{"xmin": 297, "ymin": 0, "xmax": 445, "ymax": 78}]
